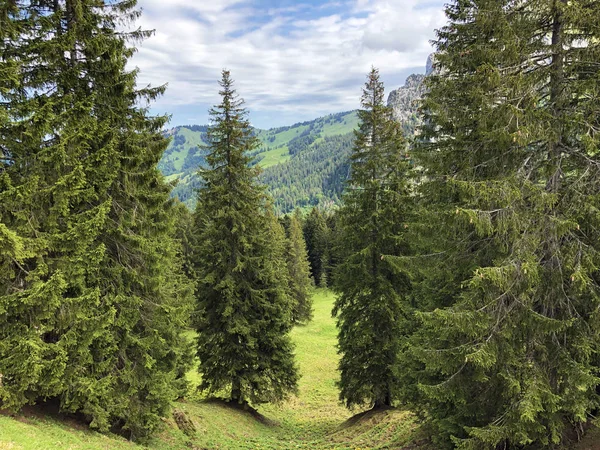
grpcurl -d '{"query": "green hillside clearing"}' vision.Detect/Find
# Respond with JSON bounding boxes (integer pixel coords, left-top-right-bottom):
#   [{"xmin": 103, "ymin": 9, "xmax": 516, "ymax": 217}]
[{"xmin": 255, "ymin": 146, "xmax": 291, "ymax": 169}]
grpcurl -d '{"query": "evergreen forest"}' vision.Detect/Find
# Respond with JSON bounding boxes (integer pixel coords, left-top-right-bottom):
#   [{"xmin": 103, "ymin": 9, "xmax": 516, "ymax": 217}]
[{"xmin": 1, "ymin": 1, "xmax": 600, "ymax": 449}]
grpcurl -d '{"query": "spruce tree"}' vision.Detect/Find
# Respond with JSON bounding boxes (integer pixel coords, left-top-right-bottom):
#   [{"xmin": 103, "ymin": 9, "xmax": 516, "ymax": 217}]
[
  {"xmin": 407, "ymin": 0, "xmax": 600, "ymax": 447},
  {"xmin": 333, "ymin": 68, "xmax": 412, "ymax": 409},
  {"xmin": 0, "ymin": 0, "xmax": 193, "ymax": 439},
  {"xmin": 286, "ymin": 210, "xmax": 314, "ymax": 324},
  {"xmin": 193, "ymin": 70, "xmax": 299, "ymax": 405}
]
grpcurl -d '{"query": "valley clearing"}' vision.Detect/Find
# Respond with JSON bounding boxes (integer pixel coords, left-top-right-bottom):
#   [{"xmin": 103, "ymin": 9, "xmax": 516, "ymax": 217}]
[{"xmin": 0, "ymin": 290, "xmax": 598, "ymax": 450}]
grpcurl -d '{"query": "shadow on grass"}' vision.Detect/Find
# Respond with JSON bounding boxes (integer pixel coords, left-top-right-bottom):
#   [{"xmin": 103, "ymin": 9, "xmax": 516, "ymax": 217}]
[
  {"xmin": 328, "ymin": 406, "xmax": 433, "ymax": 449},
  {"xmin": 0, "ymin": 399, "xmax": 90, "ymax": 432},
  {"xmin": 335, "ymin": 405, "xmax": 395, "ymax": 430},
  {"xmin": 201, "ymin": 397, "xmax": 278, "ymax": 426}
]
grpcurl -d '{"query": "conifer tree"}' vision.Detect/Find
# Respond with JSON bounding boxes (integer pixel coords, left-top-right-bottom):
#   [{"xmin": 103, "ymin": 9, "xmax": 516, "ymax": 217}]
[
  {"xmin": 408, "ymin": 0, "xmax": 600, "ymax": 447},
  {"xmin": 333, "ymin": 68, "xmax": 412, "ymax": 408},
  {"xmin": 193, "ymin": 70, "xmax": 299, "ymax": 405},
  {"xmin": 0, "ymin": 0, "xmax": 193, "ymax": 439},
  {"xmin": 286, "ymin": 210, "xmax": 313, "ymax": 324}
]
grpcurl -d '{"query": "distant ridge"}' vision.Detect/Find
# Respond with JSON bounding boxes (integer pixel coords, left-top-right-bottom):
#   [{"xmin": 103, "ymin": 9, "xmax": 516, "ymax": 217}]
[
  {"xmin": 159, "ymin": 57, "xmax": 432, "ymax": 213},
  {"xmin": 159, "ymin": 110, "xmax": 360, "ymax": 212}
]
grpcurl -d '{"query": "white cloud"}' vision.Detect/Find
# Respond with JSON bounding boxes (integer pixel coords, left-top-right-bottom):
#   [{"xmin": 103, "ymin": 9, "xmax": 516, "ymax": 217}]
[{"xmin": 129, "ymin": 0, "xmax": 447, "ymax": 127}]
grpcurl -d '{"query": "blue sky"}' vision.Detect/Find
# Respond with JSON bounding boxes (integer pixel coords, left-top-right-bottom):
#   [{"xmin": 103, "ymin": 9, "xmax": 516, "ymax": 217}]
[{"xmin": 131, "ymin": 0, "xmax": 447, "ymax": 130}]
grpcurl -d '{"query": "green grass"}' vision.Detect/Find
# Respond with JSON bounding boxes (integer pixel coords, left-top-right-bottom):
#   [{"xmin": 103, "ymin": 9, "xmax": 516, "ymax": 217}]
[
  {"xmin": 253, "ymin": 111, "xmax": 359, "ymax": 169},
  {"xmin": 0, "ymin": 290, "xmax": 414, "ymax": 449},
  {"xmin": 3, "ymin": 288, "xmax": 599, "ymax": 449},
  {"xmin": 318, "ymin": 112, "xmax": 360, "ymax": 137},
  {"xmin": 161, "ymin": 127, "xmax": 206, "ymax": 175},
  {"xmin": 256, "ymin": 124, "xmax": 311, "ymax": 149},
  {"xmin": 0, "ymin": 290, "xmax": 422, "ymax": 449},
  {"xmin": 164, "ymin": 173, "xmax": 180, "ymax": 183},
  {"xmin": 0, "ymin": 414, "xmax": 137, "ymax": 450},
  {"xmin": 256, "ymin": 146, "xmax": 291, "ymax": 168}
]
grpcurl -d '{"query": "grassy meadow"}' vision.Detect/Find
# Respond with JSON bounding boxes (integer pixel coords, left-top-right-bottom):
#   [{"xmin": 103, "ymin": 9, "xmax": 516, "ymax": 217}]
[{"xmin": 1, "ymin": 289, "xmax": 597, "ymax": 449}]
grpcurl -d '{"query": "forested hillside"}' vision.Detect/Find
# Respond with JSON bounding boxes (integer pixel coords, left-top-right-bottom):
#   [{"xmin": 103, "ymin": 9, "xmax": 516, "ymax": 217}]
[
  {"xmin": 262, "ymin": 134, "xmax": 354, "ymax": 212},
  {"xmin": 159, "ymin": 111, "xmax": 359, "ymax": 211}
]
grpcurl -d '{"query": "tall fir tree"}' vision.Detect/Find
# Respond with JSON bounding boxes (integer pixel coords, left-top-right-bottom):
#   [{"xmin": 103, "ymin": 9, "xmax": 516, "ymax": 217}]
[
  {"xmin": 286, "ymin": 209, "xmax": 314, "ymax": 324},
  {"xmin": 0, "ymin": 0, "xmax": 193, "ymax": 439},
  {"xmin": 193, "ymin": 70, "xmax": 299, "ymax": 405},
  {"xmin": 333, "ymin": 68, "xmax": 412, "ymax": 409},
  {"xmin": 407, "ymin": 0, "xmax": 600, "ymax": 447}
]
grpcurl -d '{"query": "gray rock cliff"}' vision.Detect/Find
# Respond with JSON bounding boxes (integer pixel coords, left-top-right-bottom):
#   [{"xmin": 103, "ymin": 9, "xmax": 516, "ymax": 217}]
[
  {"xmin": 386, "ymin": 73, "xmax": 426, "ymax": 124},
  {"xmin": 386, "ymin": 54, "xmax": 436, "ymax": 128}
]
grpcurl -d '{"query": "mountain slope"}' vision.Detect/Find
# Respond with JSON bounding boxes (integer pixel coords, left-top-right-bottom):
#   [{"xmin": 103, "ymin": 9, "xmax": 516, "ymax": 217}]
[
  {"xmin": 262, "ymin": 133, "xmax": 354, "ymax": 213},
  {"xmin": 160, "ymin": 111, "xmax": 359, "ymax": 210}
]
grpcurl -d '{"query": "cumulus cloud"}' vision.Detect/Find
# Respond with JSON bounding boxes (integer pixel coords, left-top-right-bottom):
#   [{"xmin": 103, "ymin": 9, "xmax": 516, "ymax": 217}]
[{"xmin": 129, "ymin": 0, "xmax": 447, "ymax": 128}]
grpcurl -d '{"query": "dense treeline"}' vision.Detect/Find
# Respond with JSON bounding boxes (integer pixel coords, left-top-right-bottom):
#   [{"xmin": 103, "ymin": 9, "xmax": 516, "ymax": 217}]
[
  {"xmin": 302, "ymin": 207, "xmax": 332, "ymax": 287},
  {"xmin": 285, "ymin": 210, "xmax": 314, "ymax": 324},
  {"xmin": 170, "ymin": 174, "xmax": 202, "ymax": 207},
  {"xmin": 158, "ymin": 122, "xmax": 355, "ymax": 213}
]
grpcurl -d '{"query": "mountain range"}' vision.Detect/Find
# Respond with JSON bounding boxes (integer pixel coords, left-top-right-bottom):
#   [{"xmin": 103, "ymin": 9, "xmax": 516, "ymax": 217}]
[{"xmin": 159, "ymin": 58, "xmax": 429, "ymax": 213}]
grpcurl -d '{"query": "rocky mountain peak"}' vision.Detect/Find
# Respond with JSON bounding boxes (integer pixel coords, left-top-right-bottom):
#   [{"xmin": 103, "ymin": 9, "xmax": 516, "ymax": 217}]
[
  {"xmin": 426, "ymin": 53, "xmax": 435, "ymax": 76},
  {"xmin": 386, "ymin": 54, "xmax": 434, "ymax": 126}
]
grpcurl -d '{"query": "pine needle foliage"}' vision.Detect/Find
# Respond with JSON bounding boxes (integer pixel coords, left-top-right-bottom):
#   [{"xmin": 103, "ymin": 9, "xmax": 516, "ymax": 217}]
[
  {"xmin": 333, "ymin": 68, "xmax": 413, "ymax": 409},
  {"xmin": 407, "ymin": 0, "xmax": 600, "ymax": 447},
  {"xmin": 0, "ymin": 0, "xmax": 193, "ymax": 439},
  {"xmin": 303, "ymin": 207, "xmax": 330, "ymax": 287},
  {"xmin": 193, "ymin": 70, "xmax": 299, "ymax": 406},
  {"xmin": 286, "ymin": 210, "xmax": 314, "ymax": 324}
]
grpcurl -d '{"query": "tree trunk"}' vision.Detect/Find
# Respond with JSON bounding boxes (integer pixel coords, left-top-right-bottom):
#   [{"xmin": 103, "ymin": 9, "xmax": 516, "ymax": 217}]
[
  {"xmin": 547, "ymin": 0, "xmax": 566, "ymax": 195},
  {"xmin": 373, "ymin": 393, "xmax": 391, "ymax": 409},
  {"xmin": 231, "ymin": 378, "xmax": 242, "ymax": 404}
]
